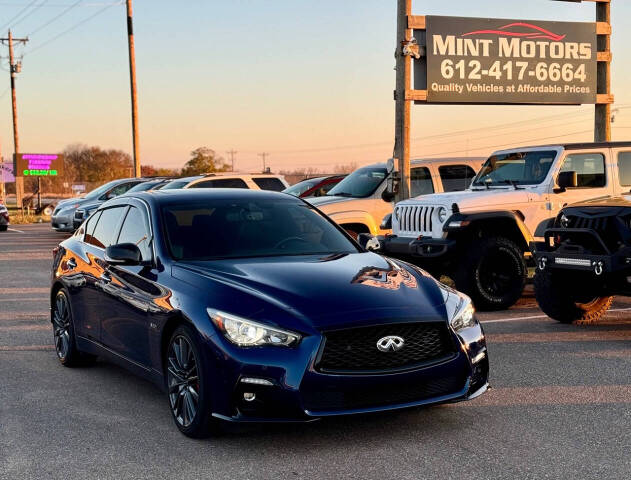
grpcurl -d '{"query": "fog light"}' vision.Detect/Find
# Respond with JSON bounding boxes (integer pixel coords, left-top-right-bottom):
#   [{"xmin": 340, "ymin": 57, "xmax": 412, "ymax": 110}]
[
  {"xmin": 243, "ymin": 392, "xmax": 256, "ymax": 402},
  {"xmin": 240, "ymin": 377, "xmax": 273, "ymax": 386}
]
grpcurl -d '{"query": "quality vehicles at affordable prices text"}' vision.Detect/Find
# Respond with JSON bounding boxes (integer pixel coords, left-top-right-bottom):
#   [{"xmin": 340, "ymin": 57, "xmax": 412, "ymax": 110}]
[
  {"xmin": 371, "ymin": 142, "xmax": 631, "ymax": 310},
  {"xmin": 50, "ymin": 189, "xmax": 488, "ymax": 437}
]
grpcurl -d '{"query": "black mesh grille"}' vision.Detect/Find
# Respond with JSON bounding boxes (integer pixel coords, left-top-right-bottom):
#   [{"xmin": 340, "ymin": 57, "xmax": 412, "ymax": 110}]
[
  {"xmin": 317, "ymin": 322, "xmax": 455, "ymax": 373},
  {"xmin": 563, "ymin": 214, "xmax": 622, "ymax": 252},
  {"xmin": 302, "ymin": 374, "xmax": 465, "ymax": 412}
]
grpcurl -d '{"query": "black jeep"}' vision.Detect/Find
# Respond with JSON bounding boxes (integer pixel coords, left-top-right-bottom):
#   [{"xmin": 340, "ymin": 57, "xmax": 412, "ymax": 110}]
[{"xmin": 532, "ymin": 197, "xmax": 631, "ymax": 323}]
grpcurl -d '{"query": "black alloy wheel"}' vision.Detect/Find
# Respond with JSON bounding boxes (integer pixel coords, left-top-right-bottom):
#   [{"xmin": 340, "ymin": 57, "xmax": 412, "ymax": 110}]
[
  {"xmin": 52, "ymin": 289, "xmax": 88, "ymax": 367},
  {"xmin": 165, "ymin": 325, "xmax": 219, "ymax": 438}
]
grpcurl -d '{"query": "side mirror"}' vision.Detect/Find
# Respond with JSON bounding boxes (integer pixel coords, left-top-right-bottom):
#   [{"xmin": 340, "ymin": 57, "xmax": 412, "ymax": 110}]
[
  {"xmin": 556, "ymin": 171, "xmax": 578, "ymax": 192},
  {"xmin": 381, "ymin": 189, "xmax": 396, "ymax": 202},
  {"xmin": 357, "ymin": 233, "xmax": 382, "ymax": 251},
  {"xmin": 105, "ymin": 243, "xmax": 142, "ymax": 265}
]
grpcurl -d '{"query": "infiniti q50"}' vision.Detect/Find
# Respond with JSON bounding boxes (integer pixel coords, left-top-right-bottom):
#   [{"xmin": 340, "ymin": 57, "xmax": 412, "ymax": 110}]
[{"xmin": 50, "ymin": 189, "xmax": 488, "ymax": 437}]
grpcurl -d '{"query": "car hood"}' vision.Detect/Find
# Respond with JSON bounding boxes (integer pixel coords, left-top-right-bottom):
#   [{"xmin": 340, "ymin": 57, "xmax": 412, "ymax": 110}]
[
  {"xmin": 307, "ymin": 195, "xmax": 354, "ymax": 207},
  {"xmin": 402, "ymin": 188, "xmax": 532, "ymax": 210},
  {"xmin": 172, "ymin": 252, "xmax": 447, "ymax": 331}
]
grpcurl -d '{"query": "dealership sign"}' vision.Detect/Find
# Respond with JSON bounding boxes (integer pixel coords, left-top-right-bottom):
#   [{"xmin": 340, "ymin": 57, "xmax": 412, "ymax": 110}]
[
  {"xmin": 416, "ymin": 16, "xmax": 597, "ymax": 104},
  {"xmin": 14, "ymin": 153, "xmax": 64, "ymax": 177}
]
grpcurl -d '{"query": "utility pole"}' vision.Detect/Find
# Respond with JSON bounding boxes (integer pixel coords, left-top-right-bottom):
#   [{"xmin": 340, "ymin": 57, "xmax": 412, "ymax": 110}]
[
  {"xmin": 258, "ymin": 152, "xmax": 269, "ymax": 173},
  {"xmin": 226, "ymin": 150, "xmax": 237, "ymax": 171},
  {"xmin": 125, "ymin": 0, "xmax": 141, "ymax": 177},
  {"xmin": 595, "ymin": 0, "xmax": 611, "ymax": 142},
  {"xmin": 1, "ymin": 30, "xmax": 28, "ymax": 209},
  {"xmin": 394, "ymin": 0, "xmax": 412, "ymax": 201}
]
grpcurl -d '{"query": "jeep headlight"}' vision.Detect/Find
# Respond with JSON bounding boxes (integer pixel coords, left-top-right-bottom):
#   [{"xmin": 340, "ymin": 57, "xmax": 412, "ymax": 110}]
[
  {"xmin": 437, "ymin": 207, "xmax": 448, "ymax": 223},
  {"xmin": 207, "ymin": 308, "xmax": 301, "ymax": 347},
  {"xmin": 439, "ymin": 284, "xmax": 476, "ymax": 331}
]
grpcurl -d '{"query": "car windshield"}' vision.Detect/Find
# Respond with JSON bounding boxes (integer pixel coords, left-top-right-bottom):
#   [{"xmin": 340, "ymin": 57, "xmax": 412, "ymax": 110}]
[
  {"xmin": 127, "ymin": 181, "xmax": 161, "ymax": 193},
  {"xmin": 472, "ymin": 150, "xmax": 557, "ymax": 187},
  {"xmin": 283, "ymin": 178, "xmax": 323, "ymax": 197},
  {"xmin": 162, "ymin": 198, "xmax": 359, "ymax": 260},
  {"xmin": 327, "ymin": 167, "xmax": 387, "ymax": 198},
  {"xmin": 84, "ymin": 180, "xmax": 120, "ymax": 199},
  {"xmin": 161, "ymin": 179, "xmax": 192, "ymax": 190}
]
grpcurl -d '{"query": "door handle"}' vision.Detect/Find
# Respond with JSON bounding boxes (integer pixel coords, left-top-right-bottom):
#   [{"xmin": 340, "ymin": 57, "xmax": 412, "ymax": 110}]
[{"xmin": 67, "ymin": 258, "xmax": 77, "ymax": 270}]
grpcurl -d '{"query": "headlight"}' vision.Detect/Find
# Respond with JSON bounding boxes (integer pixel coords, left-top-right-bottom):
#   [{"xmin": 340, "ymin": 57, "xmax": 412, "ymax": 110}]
[
  {"xmin": 207, "ymin": 308, "xmax": 301, "ymax": 347},
  {"xmin": 437, "ymin": 207, "xmax": 448, "ymax": 223},
  {"xmin": 439, "ymin": 284, "xmax": 476, "ymax": 331}
]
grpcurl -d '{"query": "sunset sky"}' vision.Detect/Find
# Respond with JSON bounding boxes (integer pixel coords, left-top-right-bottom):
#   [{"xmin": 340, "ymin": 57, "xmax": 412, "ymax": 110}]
[{"xmin": 1, "ymin": 0, "xmax": 630, "ymax": 174}]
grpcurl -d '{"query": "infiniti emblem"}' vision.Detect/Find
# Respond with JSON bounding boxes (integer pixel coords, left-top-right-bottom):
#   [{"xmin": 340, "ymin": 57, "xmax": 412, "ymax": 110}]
[{"xmin": 376, "ymin": 335, "xmax": 405, "ymax": 352}]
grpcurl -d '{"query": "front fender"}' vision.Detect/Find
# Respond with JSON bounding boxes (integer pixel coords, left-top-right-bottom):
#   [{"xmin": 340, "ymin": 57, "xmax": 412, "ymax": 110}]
[
  {"xmin": 444, "ymin": 210, "xmax": 534, "ymax": 249},
  {"xmin": 326, "ymin": 210, "xmax": 382, "ymax": 235}
]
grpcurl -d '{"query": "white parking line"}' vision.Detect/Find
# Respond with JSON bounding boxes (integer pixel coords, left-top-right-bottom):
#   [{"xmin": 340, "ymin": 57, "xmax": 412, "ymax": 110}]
[
  {"xmin": 480, "ymin": 307, "xmax": 631, "ymax": 324},
  {"xmin": 7, "ymin": 227, "xmax": 25, "ymax": 233}
]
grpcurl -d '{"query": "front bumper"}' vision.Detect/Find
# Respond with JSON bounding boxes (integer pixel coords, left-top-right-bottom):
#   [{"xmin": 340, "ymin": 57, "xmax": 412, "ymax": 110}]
[
  {"xmin": 375, "ymin": 234, "xmax": 456, "ymax": 260},
  {"xmin": 204, "ymin": 321, "xmax": 488, "ymax": 423},
  {"xmin": 51, "ymin": 211, "xmax": 76, "ymax": 231}
]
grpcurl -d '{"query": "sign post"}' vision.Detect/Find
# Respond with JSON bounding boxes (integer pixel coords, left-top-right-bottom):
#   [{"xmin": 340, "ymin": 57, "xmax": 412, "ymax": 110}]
[{"xmin": 395, "ymin": 2, "xmax": 613, "ymax": 200}]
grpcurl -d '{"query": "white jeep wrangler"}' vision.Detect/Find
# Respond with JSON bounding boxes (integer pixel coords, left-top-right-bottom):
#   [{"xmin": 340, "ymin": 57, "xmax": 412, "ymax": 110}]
[{"xmin": 372, "ymin": 142, "xmax": 631, "ymax": 311}]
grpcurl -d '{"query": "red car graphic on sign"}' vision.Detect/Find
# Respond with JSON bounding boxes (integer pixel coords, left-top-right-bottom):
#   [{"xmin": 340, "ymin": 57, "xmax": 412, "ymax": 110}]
[{"xmin": 461, "ymin": 22, "xmax": 566, "ymax": 41}]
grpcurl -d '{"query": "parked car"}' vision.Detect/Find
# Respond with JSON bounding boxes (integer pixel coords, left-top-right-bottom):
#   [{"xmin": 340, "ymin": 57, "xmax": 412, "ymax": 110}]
[
  {"xmin": 51, "ymin": 189, "xmax": 488, "ymax": 437},
  {"xmin": 0, "ymin": 203, "xmax": 9, "ymax": 231},
  {"xmin": 308, "ymin": 157, "xmax": 484, "ymax": 239},
  {"xmin": 532, "ymin": 196, "xmax": 631, "ymax": 323},
  {"xmin": 124, "ymin": 178, "xmax": 173, "ymax": 193},
  {"xmin": 370, "ymin": 142, "xmax": 631, "ymax": 311},
  {"xmin": 52, "ymin": 177, "xmax": 147, "ymax": 232},
  {"xmin": 160, "ymin": 173, "xmax": 289, "ymax": 191},
  {"xmin": 283, "ymin": 175, "xmax": 346, "ymax": 198}
]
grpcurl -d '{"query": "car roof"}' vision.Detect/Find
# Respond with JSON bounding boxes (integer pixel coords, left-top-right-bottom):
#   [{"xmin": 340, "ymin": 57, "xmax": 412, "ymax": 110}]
[
  {"xmin": 123, "ymin": 188, "xmax": 298, "ymax": 207},
  {"xmin": 362, "ymin": 157, "xmax": 486, "ymax": 169},
  {"xmin": 497, "ymin": 141, "xmax": 631, "ymax": 152}
]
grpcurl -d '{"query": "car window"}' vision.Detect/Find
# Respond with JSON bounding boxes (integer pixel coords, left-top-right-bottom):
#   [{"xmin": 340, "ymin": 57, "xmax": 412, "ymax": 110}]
[
  {"xmin": 327, "ymin": 167, "xmax": 388, "ymax": 198},
  {"xmin": 190, "ymin": 178, "xmax": 249, "ymax": 189},
  {"xmin": 618, "ymin": 152, "xmax": 631, "ymax": 186},
  {"xmin": 162, "ymin": 199, "xmax": 358, "ymax": 260},
  {"xmin": 117, "ymin": 206, "xmax": 151, "ymax": 261},
  {"xmin": 87, "ymin": 207, "xmax": 127, "ymax": 249},
  {"xmin": 103, "ymin": 181, "xmax": 141, "ymax": 200},
  {"xmin": 284, "ymin": 178, "xmax": 321, "ymax": 197},
  {"xmin": 473, "ymin": 150, "xmax": 557, "ymax": 186},
  {"xmin": 252, "ymin": 177, "xmax": 285, "ymax": 191},
  {"xmin": 560, "ymin": 153, "xmax": 606, "ymax": 188},
  {"xmin": 439, "ymin": 165, "xmax": 476, "ymax": 192},
  {"xmin": 410, "ymin": 167, "xmax": 434, "ymax": 197},
  {"xmin": 83, "ymin": 210, "xmax": 102, "ymax": 244}
]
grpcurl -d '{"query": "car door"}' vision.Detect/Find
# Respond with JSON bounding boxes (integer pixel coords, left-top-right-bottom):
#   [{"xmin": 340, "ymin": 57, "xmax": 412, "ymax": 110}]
[
  {"xmin": 98, "ymin": 203, "xmax": 159, "ymax": 367},
  {"xmin": 78, "ymin": 205, "xmax": 128, "ymax": 342},
  {"xmin": 615, "ymin": 149, "xmax": 631, "ymax": 195},
  {"xmin": 551, "ymin": 150, "xmax": 613, "ymax": 211}
]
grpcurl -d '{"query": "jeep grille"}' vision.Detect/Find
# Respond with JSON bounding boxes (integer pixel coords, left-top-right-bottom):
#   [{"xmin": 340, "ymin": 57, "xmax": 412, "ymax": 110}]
[{"xmin": 396, "ymin": 205, "xmax": 435, "ymax": 236}]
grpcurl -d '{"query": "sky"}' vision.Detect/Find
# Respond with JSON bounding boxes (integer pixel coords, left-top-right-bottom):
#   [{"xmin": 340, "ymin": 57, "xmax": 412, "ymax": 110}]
[{"xmin": 1, "ymin": 0, "xmax": 630, "ymax": 174}]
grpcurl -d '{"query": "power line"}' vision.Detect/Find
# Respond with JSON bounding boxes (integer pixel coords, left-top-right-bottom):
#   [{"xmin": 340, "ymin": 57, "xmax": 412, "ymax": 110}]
[
  {"xmin": 27, "ymin": 0, "xmax": 83, "ymax": 36},
  {"xmin": 25, "ymin": 1, "xmax": 121, "ymax": 55},
  {"xmin": 0, "ymin": 0, "xmax": 39, "ymax": 31},
  {"xmin": 9, "ymin": 0, "xmax": 50, "ymax": 30}
]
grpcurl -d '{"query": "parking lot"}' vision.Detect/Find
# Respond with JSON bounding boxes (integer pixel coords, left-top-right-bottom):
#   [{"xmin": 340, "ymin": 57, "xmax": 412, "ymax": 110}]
[{"xmin": 1, "ymin": 223, "xmax": 630, "ymax": 479}]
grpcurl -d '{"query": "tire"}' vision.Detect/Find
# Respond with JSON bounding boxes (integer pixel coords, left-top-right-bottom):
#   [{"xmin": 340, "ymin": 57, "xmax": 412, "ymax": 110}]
[
  {"xmin": 454, "ymin": 236, "xmax": 526, "ymax": 311},
  {"xmin": 165, "ymin": 325, "xmax": 221, "ymax": 438},
  {"xmin": 534, "ymin": 269, "xmax": 613, "ymax": 323},
  {"xmin": 42, "ymin": 205, "xmax": 54, "ymax": 216},
  {"xmin": 52, "ymin": 289, "xmax": 94, "ymax": 367},
  {"xmin": 0, "ymin": 225, "xmax": 7, "ymax": 232}
]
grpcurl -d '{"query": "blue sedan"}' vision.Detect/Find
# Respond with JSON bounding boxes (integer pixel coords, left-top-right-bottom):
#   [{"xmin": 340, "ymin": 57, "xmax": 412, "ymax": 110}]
[{"xmin": 50, "ymin": 189, "xmax": 488, "ymax": 437}]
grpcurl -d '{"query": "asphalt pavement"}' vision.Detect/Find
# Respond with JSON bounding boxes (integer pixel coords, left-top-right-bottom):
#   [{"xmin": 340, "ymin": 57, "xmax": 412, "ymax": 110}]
[{"xmin": 1, "ymin": 223, "xmax": 630, "ymax": 479}]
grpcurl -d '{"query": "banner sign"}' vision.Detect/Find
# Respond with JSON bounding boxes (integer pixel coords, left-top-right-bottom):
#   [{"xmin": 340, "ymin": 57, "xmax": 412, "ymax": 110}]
[
  {"xmin": 419, "ymin": 16, "xmax": 597, "ymax": 104},
  {"xmin": 14, "ymin": 153, "xmax": 64, "ymax": 177}
]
